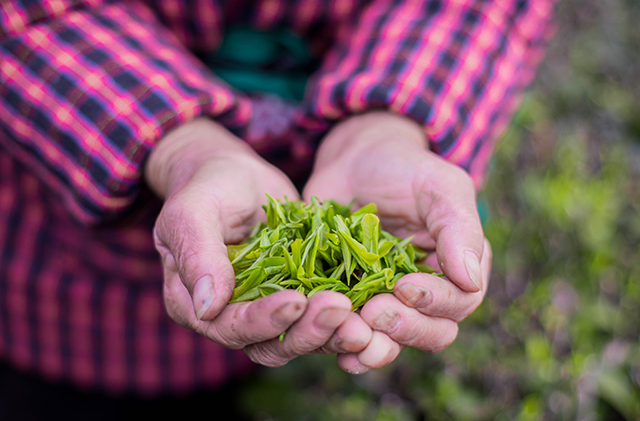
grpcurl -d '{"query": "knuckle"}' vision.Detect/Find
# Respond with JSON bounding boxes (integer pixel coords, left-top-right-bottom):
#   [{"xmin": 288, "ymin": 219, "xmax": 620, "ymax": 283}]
[
  {"xmin": 196, "ymin": 305, "xmax": 251, "ymax": 349},
  {"xmin": 156, "ymin": 201, "xmax": 208, "ymax": 268},
  {"xmin": 244, "ymin": 344, "xmax": 290, "ymax": 367},
  {"xmin": 287, "ymin": 333, "xmax": 324, "ymax": 353},
  {"xmin": 314, "ymin": 345, "xmax": 333, "ymax": 355},
  {"xmin": 162, "ymin": 286, "xmax": 196, "ymax": 331},
  {"xmin": 195, "ymin": 323, "xmax": 242, "ymax": 350},
  {"xmin": 449, "ymin": 165, "xmax": 474, "ymax": 189},
  {"xmin": 223, "ymin": 340, "xmax": 246, "ymax": 350},
  {"xmin": 177, "ymin": 247, "xmax": 203, "ymax": 279},
  {"xmin": 152, "ymin": 226, "xmax": 167, "ymax": 252},
  {"xmin": 446, "ymin": 206, "xmax": 482, "ymax": 231},
  {"xmin": 155, "ymin": 199, "xmax": 184, "ymax": 238}
]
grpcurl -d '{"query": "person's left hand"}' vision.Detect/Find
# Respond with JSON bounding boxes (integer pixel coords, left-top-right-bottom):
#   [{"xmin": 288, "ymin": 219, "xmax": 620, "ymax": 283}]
[{"xmin": 303, "ymin": 112, "xmax": 492, "ymax": 374}]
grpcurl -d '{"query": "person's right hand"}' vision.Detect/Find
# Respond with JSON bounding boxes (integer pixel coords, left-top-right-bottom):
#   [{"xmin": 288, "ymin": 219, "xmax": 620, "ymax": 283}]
[{"xmin": 144, "ymin": 118, "xmax": 370, "ymax": 366}]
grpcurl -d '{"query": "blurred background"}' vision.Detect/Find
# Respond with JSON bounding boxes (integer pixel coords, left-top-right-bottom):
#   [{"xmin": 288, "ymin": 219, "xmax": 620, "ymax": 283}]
[{"xmin": 231, "ymin": 0, "xmax": 640, "ymax": 419}]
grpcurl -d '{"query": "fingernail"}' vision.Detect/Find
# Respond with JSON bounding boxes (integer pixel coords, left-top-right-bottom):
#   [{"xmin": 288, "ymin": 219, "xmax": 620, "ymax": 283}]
[
  {"xmin": 314, "ymin": 307, "xmax": 350, "ymax": 330},
  {"xmin": 335, "ymin": 338, "xmax": 368, "ymax": 353},
  {"xmin": 372, "ymin": 309, "xmax": 399, "ymax": 333},
  {"xmin": 272, "ymin": 301, "xmax": 306, "ymax": 327},
  {"xmin": 346, "ymin": 364, "xmax": 370, "ymax": 375},
  {"xmin": 464, "ymin": 250, "xmax": 483, "ymax": 291},
  {"xmin": 335, "ymin": 339, "xmax": 347, "ymax": 352},
  {"xmin": 395, "ymin": 283, "xmax": 432, "ymax": 308},
  {"xmin": 193, "ymin": 275, "xmax": 215, "ymax": 320}
]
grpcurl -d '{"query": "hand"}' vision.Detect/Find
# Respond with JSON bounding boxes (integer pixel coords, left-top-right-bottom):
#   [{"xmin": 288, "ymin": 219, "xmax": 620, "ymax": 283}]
[
  {"xmin": 145, "ymin": 118, "xmax": 365, "ymax": 366},
  {"xmin": 303, "ymin": 112, "xmax": 491, "ymax": 373}
]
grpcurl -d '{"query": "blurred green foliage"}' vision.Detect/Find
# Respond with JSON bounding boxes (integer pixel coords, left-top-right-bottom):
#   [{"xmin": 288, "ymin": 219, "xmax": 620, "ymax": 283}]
[{"xmin": 235, "ymin": 0, "xmax": 640, "ymax": 419}]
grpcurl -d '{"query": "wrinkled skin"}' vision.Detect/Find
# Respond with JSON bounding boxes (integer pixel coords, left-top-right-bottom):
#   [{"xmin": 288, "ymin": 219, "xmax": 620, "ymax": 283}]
[
  {"xmin": 303, "ymin": 112, "xmax": 491, "ymax": 373},
  {"xmin": 145, "ymin": 113, "xmax": 491, "ymax": 372},
  {"xmin": 145, "ymin": 118, "xmax": 370, "ymax": 367}
]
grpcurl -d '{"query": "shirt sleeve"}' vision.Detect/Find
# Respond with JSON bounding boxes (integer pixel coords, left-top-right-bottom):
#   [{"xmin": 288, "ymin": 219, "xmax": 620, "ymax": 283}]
[
  {"xmin": 299, "ymin": 0, "xmax": 556, "ymax": 189},
  {"xmin": 0, "ymin": 1, "xmax": 248, "ymax": 225}
]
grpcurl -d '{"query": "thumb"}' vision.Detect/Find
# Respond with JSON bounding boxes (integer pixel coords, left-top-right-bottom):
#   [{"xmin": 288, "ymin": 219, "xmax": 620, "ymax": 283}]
[
  {"xmin": 154, "ymin": 186, "xmax": 235, "ymax": 321},
  {"xmin": 414, "ymin": 157, "xmax": 485, "ymax": 293}
]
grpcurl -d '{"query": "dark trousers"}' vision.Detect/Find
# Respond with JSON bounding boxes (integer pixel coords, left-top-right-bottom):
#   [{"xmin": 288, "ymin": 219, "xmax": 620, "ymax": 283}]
[{"xmin": 0, "ymin": 362, "xmax": 249, "ymax": 421}]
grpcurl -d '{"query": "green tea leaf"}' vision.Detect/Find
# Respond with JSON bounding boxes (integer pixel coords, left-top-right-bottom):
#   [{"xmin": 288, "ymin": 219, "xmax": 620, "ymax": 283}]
[
  {"xmin": 229, "ymin": 286, "xmax": 262, "ymax": 303},
  {"xmin": 229, "ymin": 195, "xmax": 437, "ymax": 309},
  {"xmin": 362, "ymin": 214, "xmax": 381, "ymax": 271},
  {"xmin": 302, "ymin": 225, "xmax": 322, "ymax": 277},
  {"xmin": 378, "ymin": 240, "xmax": 394, "ymax": 257},
  {"xmin": 415, "ymin": 262, "xmax": 437, "ymax": 273},
  {"xmin": 232, "ymin": 267, "xmax": 266, "ymax": 299},
  {"xmin": 282, "ymin": 248, "xmax": 297, "ymax": 278},
  {"xmin": 227, "ymin": 244, "xmax": 247, "ymax": 262},
  {"xmin": 307, "ymin": 283, "xmax": 334, "ymax": 297},
  {"xmin": 351, "ymin": 203, "xmax": 377, "ymax": 217},
  {"xmin": 361, "ymin": 214, "xmax": 380, "ymax": 254},
  {"xmin": 230, "ymin": 237, "xmax": 260, "ymax": 266},
  {"xmin": 291, "ymin": 238, "xmax": 302, "ymax": 267},
  {"xmin": 258, "ymin": 283, "xmax": 285, "ymax": 297},
  {"xmin": 334, "ymin": 215, "xmax": 380, "ymax": 267}
]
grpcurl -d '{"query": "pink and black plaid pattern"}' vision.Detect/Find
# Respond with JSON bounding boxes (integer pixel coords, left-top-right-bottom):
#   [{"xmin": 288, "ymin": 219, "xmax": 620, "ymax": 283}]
[{"xmin": 0, "ymin": 0, "xmax": 555, "ymax": 395}]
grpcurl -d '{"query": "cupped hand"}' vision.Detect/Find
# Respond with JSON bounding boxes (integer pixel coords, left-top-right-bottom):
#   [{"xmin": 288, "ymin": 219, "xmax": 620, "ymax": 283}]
[
  {"xmin": 144, "ymin": 118, "xmax": 368, "ymax": 366},
  {"xmin": 303, "ymin": 112, "xmax": 491, "ymax": 373}
]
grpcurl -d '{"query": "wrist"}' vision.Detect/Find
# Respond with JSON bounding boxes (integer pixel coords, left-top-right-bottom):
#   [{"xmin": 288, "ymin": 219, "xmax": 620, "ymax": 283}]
[
  {"xmin": 313, "ymin": 112, "xmax": 427, "ymax": 171},
  {"xmin": 144, "ymin": 118, "xmax": 257, "ymax": 198}
]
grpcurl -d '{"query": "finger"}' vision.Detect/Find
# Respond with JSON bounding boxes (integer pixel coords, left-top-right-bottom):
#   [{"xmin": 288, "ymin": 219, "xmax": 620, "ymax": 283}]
[
  {"xmin": 318, "ymin": 312, "xmax": 373, "ymax": 354},
  {"xmin": 154, "ymin": 186, "xmax": 235, "ymax": 321},
  {"xmin": 360, "ymin": 294, "xmax": 459, "ymax": 353},
  {"xmin": 162, "ymin": 266, "xmax": 308, "ymax": 347},
  {"xmin": 413, "ymin": 154, "xmax": 484, "ymax": 293},
  {"xmin": 243, "ymin": 291, "xmax": 352, "ymax": 367},
  {"xmin": 356, "ymin": 331, "xmax": 402, "ymax": 368},
  {"xmin": 393, "ymin": 238, "xmax": 491, "ymax": 322},
  {"xmin": 393, "ymin": 273, "xmax": 484, "ymax": 322},
  {"xmin": 336, "ymin": 353, "xmax": 370, "ymax": 375},
  {"xmin": 196, "ymin": 290, "xmax": 307, "ymax": 349},
  {"xmin": 162, "ymin": 259, "xmax": 201, "ymax": 330}
]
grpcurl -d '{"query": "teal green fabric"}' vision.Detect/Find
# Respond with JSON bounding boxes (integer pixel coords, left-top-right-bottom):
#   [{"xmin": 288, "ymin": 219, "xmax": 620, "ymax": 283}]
[
  {"xmin": 207, "ymin": 27, "xmax": 314, "ymax": 102},
  {"xmin": 477, "ymin": 195, "xmax": 489, "ymax": 226}
]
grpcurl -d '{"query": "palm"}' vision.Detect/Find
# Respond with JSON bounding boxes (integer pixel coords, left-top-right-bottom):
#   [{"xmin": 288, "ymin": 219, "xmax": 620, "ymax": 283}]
[
  {"xmin": 298, "ymin": 113, "xmax": 489, "ymax": 373},
  {"xmin": 186, "ymin": 159, "xmax": 300, "ymax": 245},
  {"xmin": 304, "ymin": 140, "xmax": 434, "ymax": 249}
]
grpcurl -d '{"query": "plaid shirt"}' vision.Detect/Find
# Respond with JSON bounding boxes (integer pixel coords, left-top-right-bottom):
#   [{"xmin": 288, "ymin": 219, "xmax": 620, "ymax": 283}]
[{"xmin": 0, "ymin": 0, "xmax": 555, "ymax": 396}]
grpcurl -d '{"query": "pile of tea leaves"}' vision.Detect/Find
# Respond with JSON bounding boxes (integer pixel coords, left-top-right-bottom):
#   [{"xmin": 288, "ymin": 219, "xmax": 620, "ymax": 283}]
[{"xmin": 227, "ymin": 195, "xmax": 438, "ymax": 309}]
